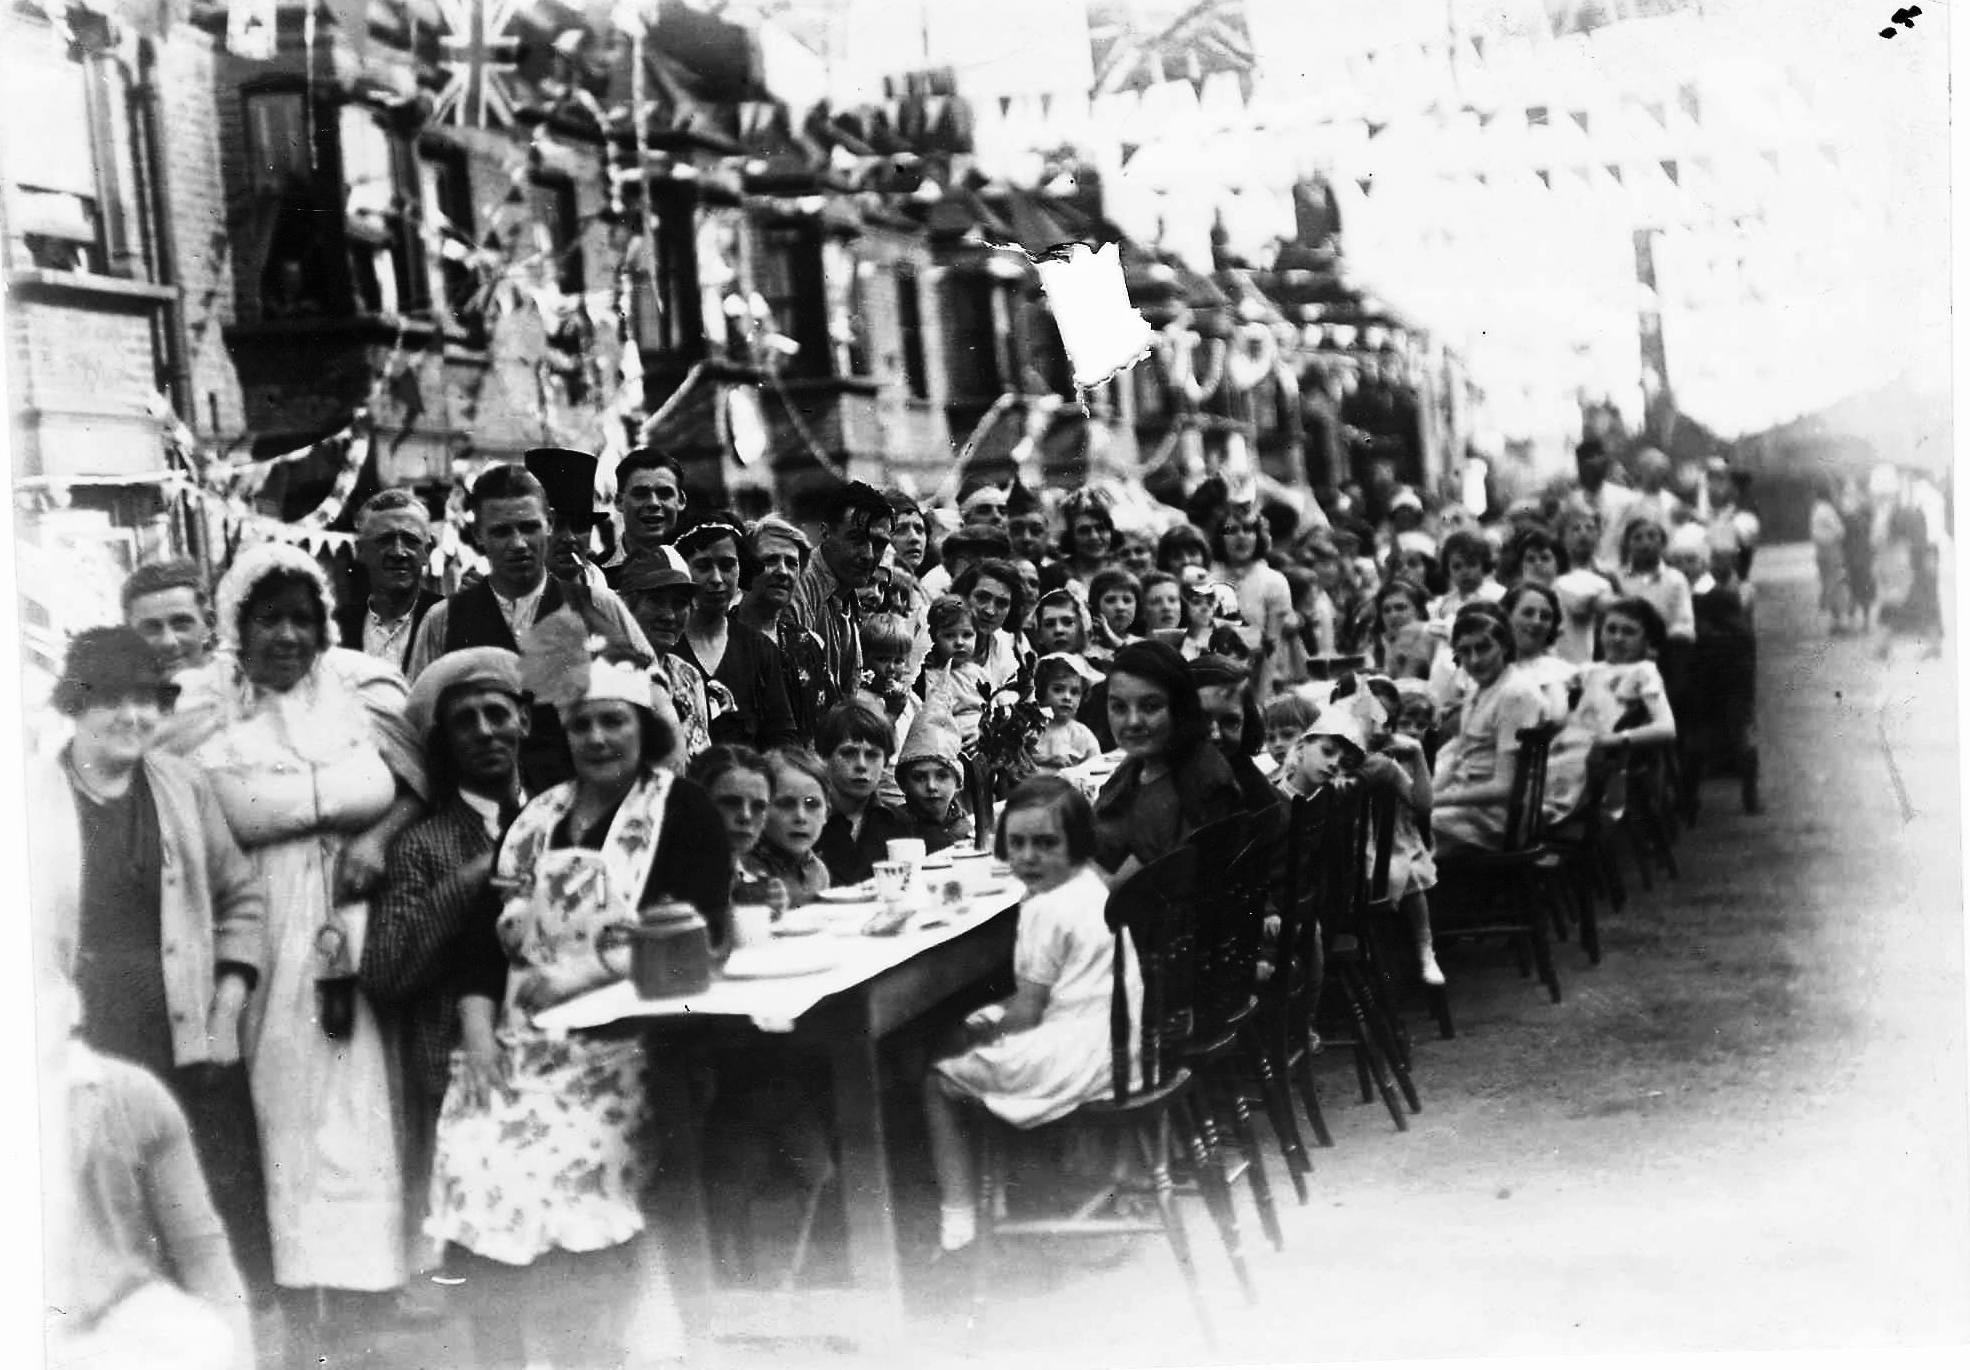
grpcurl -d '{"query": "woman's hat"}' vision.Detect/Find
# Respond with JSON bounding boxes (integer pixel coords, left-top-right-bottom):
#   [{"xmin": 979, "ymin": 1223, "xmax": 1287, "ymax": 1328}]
[
  {"xmin": 517, "ymin": 610, "xmax": 653, "ymax": 718},
  {"xmin": 53, "ymin": 626, "xmax": 171, "ymax": 716},
  {"xmin": 1395, "ymin": 530, "xmax": 1439, "ymax": 560},
  {"xmin": 524, "ymin": 447, "xmax": 602, "ymax": 526}
]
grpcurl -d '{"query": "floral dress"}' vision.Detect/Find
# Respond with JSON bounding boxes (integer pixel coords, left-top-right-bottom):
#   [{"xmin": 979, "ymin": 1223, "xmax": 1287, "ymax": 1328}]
[{"xmin": 425, "ymin": 771, "xmax": 672, "ymax": 1266}]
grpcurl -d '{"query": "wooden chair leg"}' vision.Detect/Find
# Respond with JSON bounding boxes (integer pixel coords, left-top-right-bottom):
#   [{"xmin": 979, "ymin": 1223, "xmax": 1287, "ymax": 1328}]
[
  {"xmin": 1347, "ymin": 963, "xmax": 1421, "ymax": 1115},
  {"xmin": 1243, "ymin": 1027, "xmax": 1312, "ymax": 1200},
  {"xmin": 1291, "ymin": 1045, "xmax": 1335, "ymax": 1148},
  {"xmin": 1217, "ymin": 1073, "xmax": 1285, "ymax": 1253},
  {"xmin": 1139, "ymin": 1116, "xmax": 1215, "ymax": 1348},
  {"xmin": 1341, "ymin": 977, "xmax": 1409, "ymax": 1131},
  {"xmin": 1174, "ymin": 1095, "xmax": 1257, "ymax": 1305},
  {"xmin": 1524, "ymin": 877, "xmax": 1564, "ymax": 1004},
  {"xmin": 1427, "ymin": 984, "xmax": 1455, "ymax": 1040}
]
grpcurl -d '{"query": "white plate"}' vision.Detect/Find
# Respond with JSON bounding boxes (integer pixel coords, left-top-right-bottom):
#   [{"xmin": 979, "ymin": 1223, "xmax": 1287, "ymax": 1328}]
[
  {"xmin": 817, "ymin": 883, "xmax": 877, "ymax": 903},
  {"xmin": 722, "ymin": 944, "xmax": 841, "ymax": 979}
]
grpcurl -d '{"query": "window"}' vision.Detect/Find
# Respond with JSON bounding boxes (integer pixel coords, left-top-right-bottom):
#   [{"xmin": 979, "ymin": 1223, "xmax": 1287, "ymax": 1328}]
[
  {"xmin": 896, "ymin": 261, "xmax": 929, "ymax": 400},
  {"xmin": 340, "ymin": 105, "xmax": 428, "ymax": 315},
  {"xmin": 241, "ymin": 88, "xmax": 436, "ymax": 320},
  {"xmin": 753, "ymin": 222, "xmax": 825, "ymax": 378},
  {"xmin": 6, "ymin": 35, "xmax": 139, "ymax": 277},
  {"xmin": 822, "ymin": 239, "xmax": 870, "ymax": 378},
  {"xmin": 421, "ymin": 139, "xmax": 481, "ymax": 339},
  {"xmin": 528, "ymin": 175, "xmax": 583, "ymax": 294}
]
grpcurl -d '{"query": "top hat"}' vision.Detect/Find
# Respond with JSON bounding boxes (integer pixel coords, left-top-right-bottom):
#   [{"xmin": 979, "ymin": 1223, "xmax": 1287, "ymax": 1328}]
[{"xmin": 524, "ymin": 448, "xmax": 602, "ymax": 526}]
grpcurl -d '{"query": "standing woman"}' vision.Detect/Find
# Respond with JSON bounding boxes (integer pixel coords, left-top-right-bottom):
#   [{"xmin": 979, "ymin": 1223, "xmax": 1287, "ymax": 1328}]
[
  {"xmin": 429, "ymin": 646, "xmax": 731, "ymax": 1368},
  {"xmin": 1211, "ymin": 500, "xmax": 1293, "ymax": 696},
  {"xmin": 1091, "ymin": 641, "xmax": 1245, "ymax": 886},
  {"xmin": 674, "ymin": 516, "xmax": 799, "ymax": 751},
  {"xmin": 173, "ymin": 543, "xmax": 427, "ymax": 1355}
]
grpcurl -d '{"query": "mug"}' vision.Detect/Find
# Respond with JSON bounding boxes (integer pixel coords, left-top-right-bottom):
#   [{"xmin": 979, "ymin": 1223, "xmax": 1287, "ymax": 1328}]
[
  {"xmin": 885, "ymin": 838, "xmax": 928, "ymax": 867},
  {"xmin": 730, "ymin": 902, "xmax": 774, "ymax": 949}
]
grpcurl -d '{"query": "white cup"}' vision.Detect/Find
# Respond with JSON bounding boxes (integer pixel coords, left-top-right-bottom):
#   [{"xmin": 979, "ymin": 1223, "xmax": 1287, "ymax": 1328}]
[
  {"xmin": 872, "ymin": 860, "xmax": 913, "ymax": 906},
  {"xmin": 730, "ymin": 903, "xmax": 774, "ymax": 950},
  {"xmin": 886, "ymin": 837, "xmax": 927, "ymax": 867},
  {"xmin": 950, "ymin": 849, "xmax": 990, "ymax": 896}
]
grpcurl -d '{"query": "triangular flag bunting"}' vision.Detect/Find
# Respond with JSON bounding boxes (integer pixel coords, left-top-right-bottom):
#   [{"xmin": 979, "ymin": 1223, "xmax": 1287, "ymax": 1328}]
[
  {"xmin": 1367, "ymin": 121, "xmax": 1387, "ymax": 139},
  {"xmin": 1605, "ymin": 163, "xmax": 1623, "ymax": 184},
  {"xmin": 998, "ymin": 95, "xmax": 1013, "ymax": 116},
  {"xmin": 1760, "ymin": 148, "xmax": 1781, "ymax": 173},
  {"xmin": 1644, "ymin": 101, "xmax": 1667, "ymax": 128},
  {"xmin": 1471, "ymin": 35, "xmax": 1486, "ymax": 60},
  {"xmin": 1356, "ymin": 177, "xmax": 1373, "ymax": 197},
  {"xmin": 1659, "ymin": 159, "xmax": 1679, "ymax": 185},
  {"xmin": 1535, "ymin": 168, "xmax": 1551, "ymax": 189},
  {"xmin": 1678, "ymin": 84, "xmax": 1700, "ymax": 123},
  {"xmin": 1570, "ymin": 110, "xmax": 1589, "ymax": 134}
]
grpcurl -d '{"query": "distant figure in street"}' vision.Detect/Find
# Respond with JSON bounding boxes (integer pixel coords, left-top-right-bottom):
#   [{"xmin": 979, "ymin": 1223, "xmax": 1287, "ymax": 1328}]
[{"xmin": 1810, "ymin": 478, "xmax": 1851, "ymax": 633}]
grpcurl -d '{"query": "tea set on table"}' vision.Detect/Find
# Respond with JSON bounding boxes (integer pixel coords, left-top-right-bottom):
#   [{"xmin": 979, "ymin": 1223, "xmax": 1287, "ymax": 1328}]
[{"xmin": 606, "ymin": 842, "xmax": 1017, "ymax": 991}]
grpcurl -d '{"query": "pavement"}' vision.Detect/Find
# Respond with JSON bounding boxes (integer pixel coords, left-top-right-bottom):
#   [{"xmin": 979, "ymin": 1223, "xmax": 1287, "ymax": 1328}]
[{"xmin": 343, "ymin": 544, "xmax": 1970, "ymax": 1370}]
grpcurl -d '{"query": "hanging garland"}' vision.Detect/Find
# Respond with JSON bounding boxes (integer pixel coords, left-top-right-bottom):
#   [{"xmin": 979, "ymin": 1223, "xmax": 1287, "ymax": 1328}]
[
  {"xmin": 1153, "ymin": 326, "xmax": 1227, "ymax": 407},
  {"xmin": 1223, "ymin": 319, "xmax": 1279, "ymax": 394}
]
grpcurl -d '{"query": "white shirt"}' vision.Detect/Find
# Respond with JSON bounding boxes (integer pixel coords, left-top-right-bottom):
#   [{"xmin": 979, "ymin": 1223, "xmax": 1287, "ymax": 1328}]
[
  {"xmin": 361, "ymin": 605, "xmax": 418, "ymax": 667},
  {"xmin": 458, "ymin": 788, "xmax": 525, "ymax": 842},
  {"xmin": 492, "ymin": 582, "xmax": 548, "ymax": 641}
]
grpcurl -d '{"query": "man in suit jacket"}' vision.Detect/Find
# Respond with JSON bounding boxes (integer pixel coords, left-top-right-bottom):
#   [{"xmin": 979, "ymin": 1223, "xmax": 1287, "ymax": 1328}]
[
  {"xmin": 361, "ymin": 646, "xmax": 528, "ymax": 1287},
  {"xmin": 335, "ymin": 489, "xmax": 442, "ymax": 672}
]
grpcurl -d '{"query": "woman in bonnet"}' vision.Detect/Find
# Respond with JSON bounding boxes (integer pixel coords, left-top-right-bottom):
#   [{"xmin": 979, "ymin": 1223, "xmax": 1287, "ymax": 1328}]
[{"xmin": 170, "ymin": 541, "xmax": 427, "ymax": 1358}]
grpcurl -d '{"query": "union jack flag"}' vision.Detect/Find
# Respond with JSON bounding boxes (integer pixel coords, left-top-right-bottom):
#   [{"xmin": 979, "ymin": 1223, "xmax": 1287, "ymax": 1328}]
[{"xmin": 431, "ymin": 0, "xmax": 526, "ymax": 128}]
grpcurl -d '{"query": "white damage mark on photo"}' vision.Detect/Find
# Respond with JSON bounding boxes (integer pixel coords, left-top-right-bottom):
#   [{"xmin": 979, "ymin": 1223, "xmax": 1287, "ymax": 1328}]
[{"xmin": 1006, "ymin": 240, "xmax": 1152, "ymax": 389}]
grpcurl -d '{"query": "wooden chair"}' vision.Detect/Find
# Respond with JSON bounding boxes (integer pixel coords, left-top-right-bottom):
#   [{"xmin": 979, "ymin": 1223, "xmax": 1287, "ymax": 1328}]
[
  {"xmin": 1620, "ymin": 737, "xmax": 1682, "ymax": 888},
  {"xmin": 1430, "ymin": 723, "xmax": 1569, "ymax": 1005},
  {"xmin": 1311, "ymin": 780, "xmax": 1422, "ymax": 1128},
  {"xmin": 1257, "ymin": 790, "xmax": 1335, "ymax": 1150},
  {"xmin": 976, "ymin": 847, "xmax": 1252, "ymax": 1339}
]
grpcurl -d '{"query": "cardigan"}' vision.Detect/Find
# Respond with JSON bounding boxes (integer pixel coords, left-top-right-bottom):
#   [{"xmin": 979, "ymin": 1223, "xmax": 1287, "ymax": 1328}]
[{"xmin": 28, "ymin": 749, "xmax": 267, "ymax": 1069}]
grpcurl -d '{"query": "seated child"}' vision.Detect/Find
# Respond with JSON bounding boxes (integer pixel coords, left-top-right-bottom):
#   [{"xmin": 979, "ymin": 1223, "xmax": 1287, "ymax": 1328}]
[
  {"xmin": 1086, "ymin": 567, "xmax": 1142, "ymax": 662},
  {"xmin": 1031, "ymin": 652, "xmax": 1102, "ymax": 770},
  {"xmin": 689, "ymin": 744, "xmax": 785, "ymax": 905},
  {"xmin": 920, "ymin": 596, "xmax": 989, "ymax": 744},
  {"xmin": 859, "ymin": 612, "xmax": 918, "ymax": 808},
  {"xmin": 813, "ymin": 699, "xmax": 914, "ymax": 886},
  {"xmin": 921, "ymin": 778, "xmax": 1141, "ymax": 1252},
  {"xmin": 754, "ymin": 747, "xmax": 834, "ymax": 907},
  {"xmin": 1262, "ymin": 691, "xmax": 1320, "ymax": 776},
  {"xmin": 895, "ymin": 711, "xmax": 974, "ymax": 854},
  {"xmin": 1031, "ymin": 588, "xmax": 1089, "ymax": 657},
  {"xmin": 1429, "ymin": 529, "xmax": 1507, "ymax": 627},
  {"xmin": 1331, "ymin": 675, "xmax": 1443, "ymax": 987},
  {"xmin": 43, "ymin": 971, "xmax": 254, "ymax": 1370}
]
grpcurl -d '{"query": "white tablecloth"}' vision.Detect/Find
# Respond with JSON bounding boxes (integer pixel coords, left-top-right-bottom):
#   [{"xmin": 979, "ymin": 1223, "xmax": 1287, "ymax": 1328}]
[{"xmin": 533, "ymin": 893, "xmax": 1020, "ymax": 1035}]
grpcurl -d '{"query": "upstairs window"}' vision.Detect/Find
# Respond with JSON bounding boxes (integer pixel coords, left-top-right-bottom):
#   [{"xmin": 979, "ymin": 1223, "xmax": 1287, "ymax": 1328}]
[
  {"xmin": 896, "ymin": 260, "xmax": 929, "ymax": 400},
  {"xmin": 5, "ymin": 24, "xmax": 141, "ymax": 278}
]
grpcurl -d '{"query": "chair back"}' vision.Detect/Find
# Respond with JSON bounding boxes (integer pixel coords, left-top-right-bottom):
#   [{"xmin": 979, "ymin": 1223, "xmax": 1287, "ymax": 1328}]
[
  {"xmin": 1501, "ymin": 723, "xmax": 1562, "ymax": 851},
  {"xmin": 1185, "ymin": 805, "xmax": 1285, "ymax": 1035},
  {"xmin": 1106, "ymin": 846, "xmax": 1201, "ymax": 1101},
  {"xmin": 1367, "ymin": 782, "xmax": 1399, "ymax": 903},
  {"xmin": 1273, "ymin": 789, "xmax": 1333, "ymax": 1006}
]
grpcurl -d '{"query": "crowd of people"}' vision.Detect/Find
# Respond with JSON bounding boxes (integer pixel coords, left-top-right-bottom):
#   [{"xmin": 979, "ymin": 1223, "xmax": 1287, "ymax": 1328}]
[{"xmin": 37, "ymin": 433, "xmax": 1794, "ymax": 1368}]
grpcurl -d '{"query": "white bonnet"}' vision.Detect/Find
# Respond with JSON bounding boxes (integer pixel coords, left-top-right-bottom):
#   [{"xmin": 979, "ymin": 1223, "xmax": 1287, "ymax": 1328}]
[{"xmin": 213, "ymin": 540, "xmax": 340, "ymax": 651}]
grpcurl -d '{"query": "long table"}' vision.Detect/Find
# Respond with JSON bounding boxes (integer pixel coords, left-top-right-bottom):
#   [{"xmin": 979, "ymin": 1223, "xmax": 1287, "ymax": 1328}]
[{"xmin": 535, "ymin": 893, "xmax": 1021, "ymax": 1347}]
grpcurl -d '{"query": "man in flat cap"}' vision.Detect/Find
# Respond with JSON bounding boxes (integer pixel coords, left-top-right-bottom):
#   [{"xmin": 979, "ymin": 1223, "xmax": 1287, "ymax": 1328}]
[{"xmin": 362, "ymin": 646, "xmax": 529, "ymax": 1292}]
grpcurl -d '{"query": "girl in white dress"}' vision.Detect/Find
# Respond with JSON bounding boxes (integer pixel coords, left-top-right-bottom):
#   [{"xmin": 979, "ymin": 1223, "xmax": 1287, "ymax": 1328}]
[
  {"xmin": 922, "ymin": 777, "xmax": 1140, "ymax": 1252},
  {"xmin": 1543, "ymin": 598, "xmax": 1678, "ymax": 820}
]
